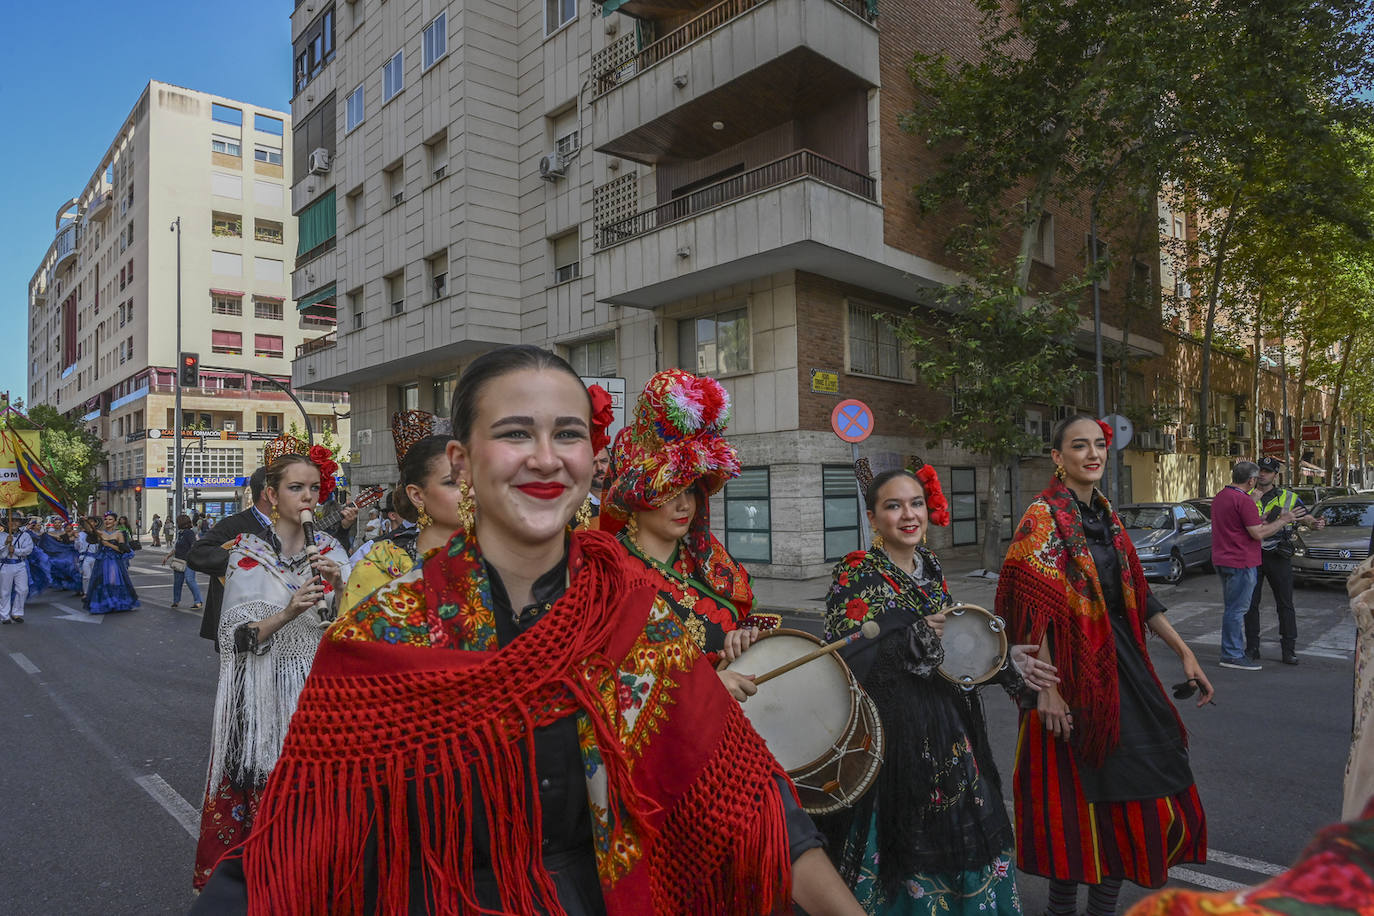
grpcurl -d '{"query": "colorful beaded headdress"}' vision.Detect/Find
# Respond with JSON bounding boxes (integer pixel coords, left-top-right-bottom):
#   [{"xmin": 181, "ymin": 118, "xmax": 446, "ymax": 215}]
[
  {"xmin": 263, "ymin": 433, "xmax": 340, "ymax": 503},
  {"xmin": 264, "ymin": 433, "xmax": 308, "ymax": 465}
]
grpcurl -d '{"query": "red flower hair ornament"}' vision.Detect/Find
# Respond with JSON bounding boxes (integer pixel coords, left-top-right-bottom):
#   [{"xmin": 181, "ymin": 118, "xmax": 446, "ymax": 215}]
[
  {"xmin": 913, "ymin": 463, "xmax": 951, "ymax": 527},
  {"xmin": 307, "ymin": 444, "xmax": 340, "ymax": 504},
  {"xmin": 1096, "ymin": 418, "xmax": 1114, "ymax": 449},
  {"xmin": 587, "ymin": 384, "xmax": 615, "ymax": 455}
]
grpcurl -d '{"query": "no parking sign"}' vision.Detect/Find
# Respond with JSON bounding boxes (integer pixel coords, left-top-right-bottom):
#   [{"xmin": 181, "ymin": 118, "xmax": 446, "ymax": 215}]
[{"xmin": 831, "ymin": 399, "xmax": 875, "ymax": 548}]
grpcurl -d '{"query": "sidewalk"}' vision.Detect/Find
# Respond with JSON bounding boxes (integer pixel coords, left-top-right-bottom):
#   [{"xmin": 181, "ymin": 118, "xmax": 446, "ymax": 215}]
[{"xmin": 753, "ymin": 555, "xmax": 1003, "ymax": 618}]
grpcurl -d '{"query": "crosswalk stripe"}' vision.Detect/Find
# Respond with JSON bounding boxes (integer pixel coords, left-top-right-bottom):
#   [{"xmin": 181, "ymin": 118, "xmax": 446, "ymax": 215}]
[{"xmin": 1171, "ymin": 867, "xmax": 1246, "ymax": 892}]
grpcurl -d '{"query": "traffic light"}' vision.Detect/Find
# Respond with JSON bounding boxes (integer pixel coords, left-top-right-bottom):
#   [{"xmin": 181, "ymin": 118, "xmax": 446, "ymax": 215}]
[
  {"xmin": 134, "ymin": 484, "xmax": 142, "ymax": 495},
  {"xmin": 179, "ymin": 352, "xmax": 200, "ymax": 388}
]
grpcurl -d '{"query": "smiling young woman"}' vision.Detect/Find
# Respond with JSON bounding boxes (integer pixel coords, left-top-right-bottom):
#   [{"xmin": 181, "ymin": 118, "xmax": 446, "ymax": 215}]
[
  {"xmin": 192, "ymin": 346, "xmax": 866, "ymax": 916},
  {"xmin": 997, "ymin": 415, "xmax": 1214, "ymax": 916}
]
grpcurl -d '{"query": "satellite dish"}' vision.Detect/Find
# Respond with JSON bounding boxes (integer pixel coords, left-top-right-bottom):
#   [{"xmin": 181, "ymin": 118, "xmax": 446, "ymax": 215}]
[{"xmin": 1102, "ymin": 414, "xmax": 1133, "ymax": 451}]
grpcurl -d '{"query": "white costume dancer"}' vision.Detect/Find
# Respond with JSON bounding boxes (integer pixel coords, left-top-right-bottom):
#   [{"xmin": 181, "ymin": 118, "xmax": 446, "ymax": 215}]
[{"xmin": 0, "ymin": 525, "xmax": 36, "ymax": 623}]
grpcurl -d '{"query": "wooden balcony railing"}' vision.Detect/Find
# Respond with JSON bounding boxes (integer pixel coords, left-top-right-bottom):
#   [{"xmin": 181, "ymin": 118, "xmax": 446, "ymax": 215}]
[
  {"xmin": 295, "ymin": 330, "xmax": 338, "ymax": 359},
  {"xmin": 597, "ymin": 149, "xmax": 875, "ymax": 248},
  {"xmin": 595, "ymin": 0, "xmax": 877, "ymax": 95}
]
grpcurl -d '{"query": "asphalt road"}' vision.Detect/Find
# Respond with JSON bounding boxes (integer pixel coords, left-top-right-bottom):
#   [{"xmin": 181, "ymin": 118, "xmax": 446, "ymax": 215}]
[{"xmin": 0, "ymin": 555, "xmax": 1357, "ymax": 914}]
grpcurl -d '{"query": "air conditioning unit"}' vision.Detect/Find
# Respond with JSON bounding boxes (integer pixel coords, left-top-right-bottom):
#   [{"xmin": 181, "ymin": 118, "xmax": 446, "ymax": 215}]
[
  {"xmin": 1161, "ymin": 433, "xmax": 1177, "ymax": 454},
  {"xmin": 308, "ymin": 148, "xmax": 332, "ymax": 174},
  {"xmin": 539, "ymin": 152, "xmax": 568, "ymax": 181}
]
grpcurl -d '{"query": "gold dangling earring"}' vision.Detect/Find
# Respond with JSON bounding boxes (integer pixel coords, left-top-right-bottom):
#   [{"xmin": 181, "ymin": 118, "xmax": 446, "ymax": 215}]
[
  {"xmin": 871, "ymin": 527, "xmax": 885, "ymax": 550},
  {"xmin": 416, "ymin": 505, "xmax": 433, "ymax": 530},
  {"xmin": 574, "ymin": 497, "xmax": 593, "ymax": 529},
  {"xmin": 455, "ymin": 478, "xmax": 475, "ymax": 530},
  {"xmin": 625, "ymin": 513, "xmax": 640, "ymax": 544},
  {"xmin": 270, "ymin": 503, "xmax": 280, "ymax": 524},
  {"xmin": 1054, "ymin": 464, "xmax": 1067, "ymax": 482}
]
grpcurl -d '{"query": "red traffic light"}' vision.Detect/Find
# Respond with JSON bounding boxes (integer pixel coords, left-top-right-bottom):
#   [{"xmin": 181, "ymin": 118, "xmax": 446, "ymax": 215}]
[
  {"xmin": 134, "ymin": 485, "xmax": 143, "ymax": 494},
  {"xmin": 183, "ymin": 356, "xmax": 195, "ymax": 366}
]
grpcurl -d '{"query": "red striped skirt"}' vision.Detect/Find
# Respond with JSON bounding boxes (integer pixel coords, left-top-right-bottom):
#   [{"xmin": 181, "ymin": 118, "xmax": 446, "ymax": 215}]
[{"xmin": 1013, "ymin": 710, "xmax": 1207, "ymax": 888}]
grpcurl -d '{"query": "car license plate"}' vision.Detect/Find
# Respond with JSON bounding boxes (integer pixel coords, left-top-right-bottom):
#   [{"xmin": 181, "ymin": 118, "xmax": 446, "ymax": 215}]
[{"xmin": 1323, "ymin": 561, "xmax": 1358, "ymax": 572}]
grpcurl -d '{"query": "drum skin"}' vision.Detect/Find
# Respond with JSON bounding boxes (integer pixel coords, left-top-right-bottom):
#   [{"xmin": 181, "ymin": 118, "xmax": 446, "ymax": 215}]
[
  {"xmin": 937, "ymin": 603, "xmax": 1008, "ymax": 687},
  {"xmin": 726, "ymin": 628, "xmax": 884, "ymax": 813}
]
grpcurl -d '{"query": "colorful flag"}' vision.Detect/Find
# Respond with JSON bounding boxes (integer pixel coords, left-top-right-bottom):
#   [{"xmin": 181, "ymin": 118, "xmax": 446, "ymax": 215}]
[{"xmin": 4, "ymin": 430, "xmax": 67, "ymax": 521}]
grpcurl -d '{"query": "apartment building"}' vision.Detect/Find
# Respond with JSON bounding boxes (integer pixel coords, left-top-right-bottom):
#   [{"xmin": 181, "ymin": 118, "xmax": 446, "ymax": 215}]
[
  {"xmin": 26, "ymin": 81, "xmax": 350, "ymax": 525},
  {"xmin": 290, "ymin": 0, "xmax": 1166, "ymax": 576}
]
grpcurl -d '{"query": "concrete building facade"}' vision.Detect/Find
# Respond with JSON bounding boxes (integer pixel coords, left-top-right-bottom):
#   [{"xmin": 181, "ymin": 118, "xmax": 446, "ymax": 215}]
[{"xmin": 27, "ymin": 81, "xmax": 349, "ymax": 527}]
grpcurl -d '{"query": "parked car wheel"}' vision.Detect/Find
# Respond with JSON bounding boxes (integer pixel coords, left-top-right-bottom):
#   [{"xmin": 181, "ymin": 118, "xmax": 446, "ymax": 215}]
[{"xmin": 1165, "ymin": 550, "xmax": 1186, "ymax": 584}]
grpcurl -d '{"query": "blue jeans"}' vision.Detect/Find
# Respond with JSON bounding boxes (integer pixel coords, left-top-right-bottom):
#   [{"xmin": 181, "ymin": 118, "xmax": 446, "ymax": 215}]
[
  {"xmin": 172, "ymin": 568, "xmax": 203, "ymax": 605},
  {"xmin": 1216, "ymin": 565, "xmax": 1258, "ymax": 662}
]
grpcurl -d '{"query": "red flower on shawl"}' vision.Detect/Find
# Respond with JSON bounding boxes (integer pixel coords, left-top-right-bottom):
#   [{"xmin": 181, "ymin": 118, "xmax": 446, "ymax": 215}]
[
  {"xmin": 1096, "ymin": 419, "xmax": 1114, "ymax": 448},
  {"xmin": 308, "ymin": 445, "xmax": 339, "ymax": 503},
  {"xmin": 237, "ymin": 557, "xmax": 259, "ymax": 570},
  {"xmin": 588, "ymin": 384, "xmax": 615, "ymax": 455},
  {"xmin": 915, "ymin": 464, "xmax": 951, "ymax": 527},
  {"xmin": 1263, "ymin": 851, "xmax": 1374, "ymax": 907},
  {"xmin": 845, "ymin": 598, "xmax": 868, "ymax": 621}
]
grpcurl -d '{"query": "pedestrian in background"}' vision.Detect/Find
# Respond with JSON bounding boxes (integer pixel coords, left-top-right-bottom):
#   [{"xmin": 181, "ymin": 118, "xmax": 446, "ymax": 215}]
[
  {"xmin": 1210, "ymin": 461, "xmax": 1296, "ymax": 670},
  {"xmin": 0, "ymin": 515, "xmax": 36, "ymax": 624},
  {"xmin": 1246, "ymin": 457, "xmax": 1321, "ymax": 665},
  {"xmin": 150, "ymin": 514, "xmax": 163, "ymax": 548},
  {"xmin": 187, "ymin": 467, "xmax": 273, "ymax": 648},
  {"xmin": 76, "ymin": 517, "xmax": 99, "ymax": 597},
  {"xmin": 161, "ymin": 514, "xmax": 202, "ymax": 609}
]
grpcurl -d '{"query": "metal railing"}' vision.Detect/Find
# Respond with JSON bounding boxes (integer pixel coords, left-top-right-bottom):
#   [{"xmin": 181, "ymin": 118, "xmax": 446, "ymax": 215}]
[
  {"xmin": 147, "ymin": 380, "xmax": 347, "ymax": 403},
  {"xmin": 295, "ymin": 331, "xmax": 338, "ymax": 359},
  {"xmin": 597, "ymin": 149, "xmax": 875, "ymax": 248},
  {"xmin": 595, "ymin": 0, "xmax": 876, "ymax": 94}
]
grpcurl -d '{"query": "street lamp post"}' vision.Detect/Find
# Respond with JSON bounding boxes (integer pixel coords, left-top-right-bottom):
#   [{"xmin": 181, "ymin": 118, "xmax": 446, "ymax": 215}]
[{"xmin": 171, "ymin": 217, "xmax": 184, "ymax": 521}]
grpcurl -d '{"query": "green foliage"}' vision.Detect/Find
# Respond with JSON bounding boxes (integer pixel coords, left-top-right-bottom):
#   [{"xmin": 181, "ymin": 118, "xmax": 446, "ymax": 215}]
[{"xmin": 25, "ymin": 405, "xmax": 106, "ymax": 509}]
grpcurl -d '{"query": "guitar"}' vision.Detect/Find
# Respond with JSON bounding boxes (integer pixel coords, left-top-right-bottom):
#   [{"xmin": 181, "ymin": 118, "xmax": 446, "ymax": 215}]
[{"xmin": 315, "ymin": 485, "xmax": 387, "ymax": 535}]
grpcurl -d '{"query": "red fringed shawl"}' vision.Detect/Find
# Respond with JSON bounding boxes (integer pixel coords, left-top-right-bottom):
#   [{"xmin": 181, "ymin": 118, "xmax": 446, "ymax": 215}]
[
  {"xmin": 236, "ymin": 529, "xmax": 794, "ymax": 915},
  {"xmin": 995, "ymin": 479, "xmax": 1180, "ymax": 766}
]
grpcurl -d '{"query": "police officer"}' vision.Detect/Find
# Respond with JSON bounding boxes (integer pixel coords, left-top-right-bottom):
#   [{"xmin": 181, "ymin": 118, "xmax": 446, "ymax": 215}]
[
  {"xmin": 0, "ymin": 515, "xmax": 36, "ymax": 624},
  {"xmin": 1246, "ymin": 456, "xmax": 1320, "ymax": 665}
]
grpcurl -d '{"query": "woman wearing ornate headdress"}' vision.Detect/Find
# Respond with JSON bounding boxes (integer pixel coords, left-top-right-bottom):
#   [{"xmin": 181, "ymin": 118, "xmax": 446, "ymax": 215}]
[
  {"xmin": 996, "ymin": 415, "xmax": 1212, "ymax": 916},
  {"xmin": 84, "ymin": 511, "xmax": 140, "ymax": 615},
  {"xmin": 191, "ymin": 346, "xmax": 865, "ymax": 916},
  {"xmin": 820, "ymin": 462, "xmax": 1054, "ymax": 916},
  {"xmin": 192, "ymin": 438, "xmax": 352, "ymax": 889},
  {"xmin": 332, "ymin": 409, "xmax": 460, "ymax": 628},
  {"xmin": 602, "ymin": 369, "xmax": 780, "ymax": 700}
]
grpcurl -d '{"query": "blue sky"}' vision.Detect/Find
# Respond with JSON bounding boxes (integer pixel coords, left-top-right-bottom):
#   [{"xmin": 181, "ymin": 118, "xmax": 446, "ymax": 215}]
[{"xmin": 0, "ymin": 0, "xmax": 291, "ymax": 408}]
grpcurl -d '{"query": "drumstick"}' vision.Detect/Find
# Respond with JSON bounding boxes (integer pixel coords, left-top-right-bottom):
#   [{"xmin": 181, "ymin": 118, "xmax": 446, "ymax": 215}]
[{"xmin": 752, "ymin": 620, "xmax": 881, "ymax": 686}]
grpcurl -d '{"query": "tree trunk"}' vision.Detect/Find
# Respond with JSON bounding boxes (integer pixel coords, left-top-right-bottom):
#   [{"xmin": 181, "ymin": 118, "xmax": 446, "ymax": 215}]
[
  {"xmin": 1325, "ymin": 340, "xmax": 1353, "ymax": 480},
  {"xmin": 1196, "ymin": 194, "xmax": 1243, "ymax": 497},
  {"xmin": 980, "ymin": 459, "xmax": 1007, "ymax": 574},
  {"xmin": 1250, "ymin": 289, "xmax": 1263, "ymax": 458},
  {"xmin": 1280, "ymin": 321, "xmax": 1293, "ymax": 476},
  {"xmin": 1294, "ymin": 330, "xmax": 1313, "ymax": 463}
]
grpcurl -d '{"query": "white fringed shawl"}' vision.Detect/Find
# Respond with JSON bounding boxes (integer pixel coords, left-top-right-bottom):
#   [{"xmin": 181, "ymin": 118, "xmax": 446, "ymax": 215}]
[{"xmin": 206, "ymin": 531, "xmax": 351, "ymax": 794}]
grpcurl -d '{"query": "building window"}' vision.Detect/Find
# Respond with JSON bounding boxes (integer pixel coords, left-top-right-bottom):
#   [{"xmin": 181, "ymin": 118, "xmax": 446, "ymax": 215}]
[
  {"xmin": 294, "ymin": 6, "xmax": 336, "ymax": 93},
  {"xmin": 212, "ymin": 212, "xmax": 242, "ymax": 238},
  {"xmin": 545, "ymin": 0, "xmax": 576, "ymax": 34},
  {"xmin": 423, "ymin": 11, "xmax": 447, "ymax": 69},
  {"xmin": 254, "ymin": 299, "xmax": 284, "ymax": 320},
  {"xmin": 211, "ymin": 330, "xmax": 243, "ymax": 355},
  {"xmin": 1032, "ymin": 210, "xmax": 1054, "ymax": 265},
  {"xmin": 211, "ymin": 103, "xmax": 243, "ymax": 126},
  {"xmin": 211, "ymin": 135, "xmax": 242, "ymax": 157},
  {"xmin": 724, "ymin": 468, "xmax": 771, "ymax": 563},
  {"xmin": 254, "ymin": 334, "xmax": 284, "ymax": 358},
  {"xmin": 679, "ymin": 307, "xmax": 750, "ymax": 376},
  {"xmin": 847, "ymin": 301, "xmax": 913, "ymax": 381},
  {"xmin": 254, "ymin": 219, "xmax": 283, "ymax": 244},
  {"xmin": 254, "ymin": 113, "xmax": 284, "ymax": 136},
  {"xmin": 211, "ymin": 294, "xmax": 242, "ymax": 316},
  {"xmin": 399, "ymin": 383, "xmax": 420, "ymax": 411},
  {"xmin": 346, "ymin": 84, "xmax": 365, "ymax": 132},
  {"xmin": 385, "ymin": 160, "xmax": 405, "ymax": 205},
  {"xmin": 950, "ymin": 467, "xmax": 978, "ymax": 547},
  {"xmin": 555, "ymin": 129, "xmax": 580, "ymax": 158},
  {"xmin": 427, "ymin": 250, "xmax": 449, "ymax": 300},
  {"xmin": 551, "ymin": 232, "xmax": 580, "ymax": 284},
  {"xmin": 425, "ymin": 131, "xmax": 448, "ymax": 180},
  {"xmin": 387, "ymin": 272, "xmax": 405, "ymax": 316},
  {"xmin": 823, "ymin": 465, "xmax": 862, "ymax": 560},
  {"xmin": 254, "ymin": 257, "xmax": 284, "ymax": 282},
  {"xmin": 254, "ymin": 146, "xmax": 283, "ymax": 166},
  {"xmin": 255, "ymin": 414, "xmax": 282, "ymax": 434},
  {"xmin": 348, "ymin": 288, "xmax": 364, "ymax": 332},
  {"xmin": 383, "ymin": 49, "xmax": 404, "ymax": 102},
  {"xmin": 433, "ymin": 374, "xmax": 457, "ymax": 415},
  {"xmin": 566, "ymin": 336, "xmax": 616, "ymax": 377}
]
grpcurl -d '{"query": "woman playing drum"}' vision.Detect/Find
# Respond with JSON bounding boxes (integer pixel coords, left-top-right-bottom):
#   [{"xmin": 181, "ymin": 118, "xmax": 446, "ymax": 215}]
[
  {"xmin": 821, "ymin": 465, "xmax": 1055, "ymax": 916},
  {"xmin": 996, "ymin": 415, "xmax": 1214, "ymax": 916},
  {"xmin": 603, "ymin": 368, "xmax": 780, "ymax": 702},
  {"xmin": 192, "ymin": 345, "xmax": 864, "ymax": 916}
]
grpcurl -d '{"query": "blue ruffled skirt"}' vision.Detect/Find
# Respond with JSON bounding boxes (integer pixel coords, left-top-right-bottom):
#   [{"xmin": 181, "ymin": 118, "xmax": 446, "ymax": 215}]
[{"xmin": 84, "ymin": 548, "xmax": 139, "ymax": 614}]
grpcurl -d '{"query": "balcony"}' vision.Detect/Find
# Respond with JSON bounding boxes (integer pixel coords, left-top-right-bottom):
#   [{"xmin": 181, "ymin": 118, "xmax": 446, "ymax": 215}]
[
  {"xmin": 54, "ymin": 222, "xmax": 79, "ymax": 269},
  {"xmin": 86, "ymin": 191, "xmax": 113, "ymax": 221},
  {"xmin": 594, "ymin": 149, "xmax": 882, "ymax": 307},
  {"xmin": 295, "ymin": 331, "xmax": 337, "ymax": 359},
  {"xmin": 292, "ymin": 246, "xmax": 335, "ymax": 301},
  {"xmin": 594, "ymin": 0, "xmax": 878, "ymax": 164}
]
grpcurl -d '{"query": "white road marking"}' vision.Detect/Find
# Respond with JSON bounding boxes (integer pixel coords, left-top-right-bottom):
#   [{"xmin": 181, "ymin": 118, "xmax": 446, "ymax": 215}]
[
  {"xmin": 1171, "ymin": 867, "xmax": 1247, "ymax": 892},
  {"xmin": 1161, "ymin": 602, "xmax": 1214, "ymax": 625},
  {"xmin": 1308, "ymin": 616, "xmax": 1357, "ymax": 650},
  {"xmin": 134, "ymin": 773, "xmax": 199, "ymax": 838},
  {"xmin": 9, "ymin": 652, "xmax": 39, "ymax": 675},
  {"xmin": 1205, "ymin": 849, "xmax": 1285, "ymax": 877},
  {"xmin": 47, "ymin": 602, "xmax": 103, "ymax": 624}
]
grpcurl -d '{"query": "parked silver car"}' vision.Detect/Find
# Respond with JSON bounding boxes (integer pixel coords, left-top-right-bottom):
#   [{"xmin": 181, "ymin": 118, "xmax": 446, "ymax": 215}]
[
  {"xmin": 1118, "ymin": 502, "xmax": 1213, "ymax": 583},
  {"xmin": 1292, "ymin": 496, "xmax": 1374, "ymax": 583}
]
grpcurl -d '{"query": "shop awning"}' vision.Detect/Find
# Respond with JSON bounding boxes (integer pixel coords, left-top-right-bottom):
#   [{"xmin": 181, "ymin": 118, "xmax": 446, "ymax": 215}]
[
  {"xmin": 297, "ymin": 283, "xmax": 337, "ymax": 314},
  {"xmin": 296, "ymin": 190, "xmax": 337, "ymax": 257}
]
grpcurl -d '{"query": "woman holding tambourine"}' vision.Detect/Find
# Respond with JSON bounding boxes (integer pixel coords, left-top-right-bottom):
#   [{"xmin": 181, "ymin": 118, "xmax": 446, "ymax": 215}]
[{"xmin": 820, "ymin": 464, "xmax": 1056, "ymax": 916}]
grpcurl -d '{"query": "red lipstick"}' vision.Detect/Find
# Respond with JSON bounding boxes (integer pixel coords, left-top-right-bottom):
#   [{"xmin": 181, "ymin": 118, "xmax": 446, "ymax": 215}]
[{"xmin": 517, "ymin": 482, "xmax": 567, "ymax": 500}]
